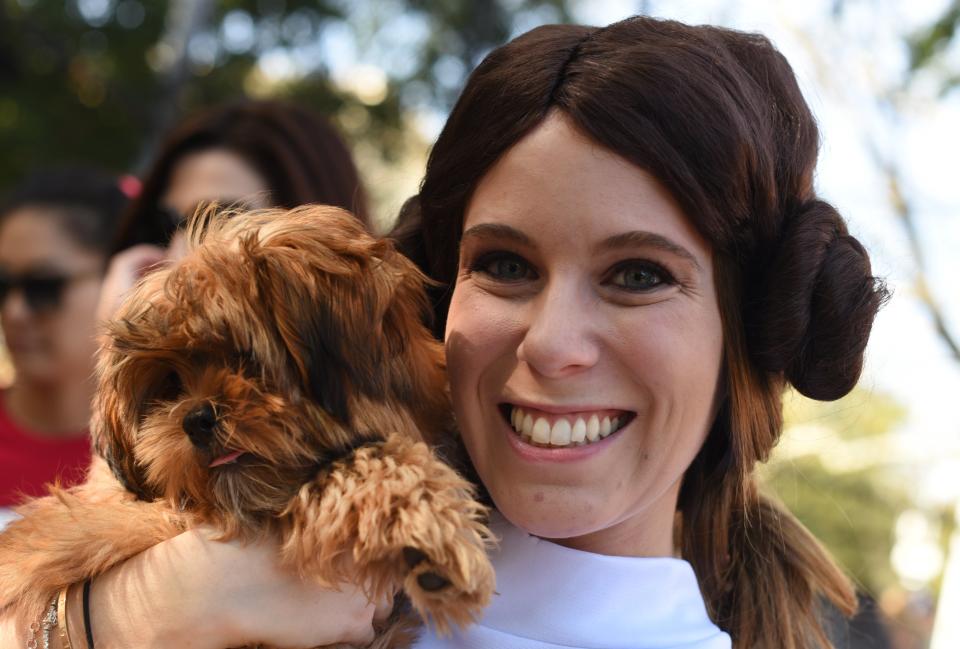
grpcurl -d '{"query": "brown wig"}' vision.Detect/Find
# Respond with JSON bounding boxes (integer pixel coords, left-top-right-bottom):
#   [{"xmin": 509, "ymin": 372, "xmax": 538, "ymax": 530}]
[
  {"xmin": 112, "ymin": 100, "xmax": 369, "ymax": 252},
  {"xmin": 391, "ymin": 16, "xmax": 888, "ymax": 649}
]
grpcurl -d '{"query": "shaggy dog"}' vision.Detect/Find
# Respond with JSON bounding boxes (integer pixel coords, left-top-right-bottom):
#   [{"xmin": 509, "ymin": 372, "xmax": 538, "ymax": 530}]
[{"xmin": 0, "ymin": 206, "xmax": 494, "ymax": 647}]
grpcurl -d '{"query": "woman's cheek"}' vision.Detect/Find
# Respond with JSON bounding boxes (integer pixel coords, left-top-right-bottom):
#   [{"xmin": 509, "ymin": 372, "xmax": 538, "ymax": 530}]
[{"xmin": 446, "ymin": 286, "xmax": 524, "ymax": 366}]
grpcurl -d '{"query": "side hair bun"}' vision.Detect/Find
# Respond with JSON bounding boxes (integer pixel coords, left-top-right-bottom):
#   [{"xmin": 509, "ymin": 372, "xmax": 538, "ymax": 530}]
[{"xmin": 746, "ymin": 200, "xmax": 888, "ymax": 400}]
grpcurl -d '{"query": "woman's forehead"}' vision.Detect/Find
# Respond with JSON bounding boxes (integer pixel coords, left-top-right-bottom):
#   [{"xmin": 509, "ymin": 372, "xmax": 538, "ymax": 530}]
[
  {"xmin": 0, "ymin": 207, "xmax": 103, "ymax": 267},
  {"xmin": 162, "ymin": 148, "xmax": 270, "ymax": 217},
  {"xmin": 463, "ymin": 114, "xmax": 711, "ymax": 260}
]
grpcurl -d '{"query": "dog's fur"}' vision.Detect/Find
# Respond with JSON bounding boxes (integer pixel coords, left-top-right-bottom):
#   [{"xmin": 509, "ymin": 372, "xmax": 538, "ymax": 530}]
[{"xmin": 0, "ymin": 206, "xmax": 494, "ymax": 647}]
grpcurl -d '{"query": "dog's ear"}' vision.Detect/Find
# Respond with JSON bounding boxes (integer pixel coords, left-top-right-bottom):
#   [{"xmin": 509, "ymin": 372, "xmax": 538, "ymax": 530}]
[
  {"xmin": 289, "ymin": 296, "xmax": 354, "ymax": 423},
  {"xmin": 366, "ymin": 247, "xmax": 452, "ymax": 436},
  {"xmin": 91, "ymin": 342, "xmax": 162, "ymax": 502},
  {"xmin": 245, "ymin": 238, "xmax": 356, "ymax": 423},
  {"xmin": 238, "ymin": 210, "xmax": 444, "ymax": 427}
]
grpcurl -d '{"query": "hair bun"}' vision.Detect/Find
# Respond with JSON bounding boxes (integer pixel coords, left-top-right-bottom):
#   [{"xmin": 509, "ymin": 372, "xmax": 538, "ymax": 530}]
[{"xmin": 747, "ymin": 200, "xmax": 888, "ymax": 400}]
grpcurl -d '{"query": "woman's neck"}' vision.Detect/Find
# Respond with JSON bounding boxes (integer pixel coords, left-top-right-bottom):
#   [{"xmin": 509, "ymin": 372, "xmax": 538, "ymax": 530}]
[{"xmin": 5, "ymin": 379, "xmax": 93, "ymax": 437}]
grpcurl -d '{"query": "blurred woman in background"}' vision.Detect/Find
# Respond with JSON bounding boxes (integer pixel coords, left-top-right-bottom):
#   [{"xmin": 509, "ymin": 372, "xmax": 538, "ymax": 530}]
[
  {"xmin": 99, "ymin": 99, "xmax": 370, "ymax": 319},
  {"xmin": 0, "ymin": 168, "xmax": 127, "ymax": 527}
]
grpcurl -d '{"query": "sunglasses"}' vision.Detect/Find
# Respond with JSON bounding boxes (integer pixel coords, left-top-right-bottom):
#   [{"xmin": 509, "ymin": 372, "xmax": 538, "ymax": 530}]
[
  {"xmin": 156, "ymin": 205, "xmax": 187, "ymax": 244},
  {"xmin": 0, "ymin": 269, "xmax": 101, "ymax": 313}
]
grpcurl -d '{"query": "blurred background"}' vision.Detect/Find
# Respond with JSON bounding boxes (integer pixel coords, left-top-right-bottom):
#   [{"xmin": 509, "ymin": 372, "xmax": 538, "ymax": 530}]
[{"xmin": 1, "ymin": 0, "xmax": 958, "ymax": 646}]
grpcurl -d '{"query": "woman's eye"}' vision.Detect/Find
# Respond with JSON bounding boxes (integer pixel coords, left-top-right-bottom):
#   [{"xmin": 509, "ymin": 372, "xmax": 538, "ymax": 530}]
[
  {"xmin": 471, "ymin": 252, "xmax": 535, "ymax": 282},
  {"xmin": 609, "ymin": 262, "xmax": 671, "ymax": 291}
]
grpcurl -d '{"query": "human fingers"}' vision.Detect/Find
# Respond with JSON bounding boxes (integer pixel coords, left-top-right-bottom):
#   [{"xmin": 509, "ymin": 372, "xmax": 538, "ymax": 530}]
[
  {"xmin": 373, "ymin": 591, "xmax": 396, "ymax": 624},
  {"xmin": 166, "ymin": 231, "xmax": 189, "ymax": 262},
  {"xmin": 95, "ymin": 244, "xmax": 166, "ymax": 323}
]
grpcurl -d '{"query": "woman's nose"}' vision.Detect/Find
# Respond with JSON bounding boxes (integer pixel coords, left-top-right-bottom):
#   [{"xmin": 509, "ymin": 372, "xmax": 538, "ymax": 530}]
[{"xmin": 516, "ymin": 279, "xmax": 600, "ymax": 378}]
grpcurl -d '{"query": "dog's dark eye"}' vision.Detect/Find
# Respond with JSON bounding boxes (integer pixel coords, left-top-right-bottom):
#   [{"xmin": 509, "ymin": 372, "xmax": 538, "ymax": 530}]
[{"xmin": 155, "ymin": 370, "xmax": 184, "ymax": 402}]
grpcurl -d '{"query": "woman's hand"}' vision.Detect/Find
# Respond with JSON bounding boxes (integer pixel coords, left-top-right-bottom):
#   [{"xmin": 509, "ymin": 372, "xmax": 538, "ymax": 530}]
[
  {"xmin": 87, "ymin": 528, "xmax": 383, "ymax": 649},
  {"xmin": 95, "ymin": 244, "xmax": 167, "ymax": 324}
]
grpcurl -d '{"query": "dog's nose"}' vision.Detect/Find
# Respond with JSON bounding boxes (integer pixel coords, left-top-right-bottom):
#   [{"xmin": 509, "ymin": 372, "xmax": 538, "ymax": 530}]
[{"xmin": 183, "ymin": 402, "xmax": 218, "ymax": 447}]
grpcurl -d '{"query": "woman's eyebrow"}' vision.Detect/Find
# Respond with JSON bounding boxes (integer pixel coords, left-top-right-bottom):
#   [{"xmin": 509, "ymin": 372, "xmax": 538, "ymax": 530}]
[
  {"xmin": 597, "ymin": 231, "xmax": 702, "ymax": 271},
  {"xmin": 460, "ymin": 223, "xmax": 534, "ymax": 247}
]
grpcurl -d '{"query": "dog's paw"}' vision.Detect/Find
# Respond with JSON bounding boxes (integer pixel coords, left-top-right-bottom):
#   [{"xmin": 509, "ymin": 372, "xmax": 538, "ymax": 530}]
[
  {"xmin": 397, "ymin": 522, "xmax": 495, "ymax": 635},
  {"xmin": 309, "ymin": 434, "xmax": 496, "ymax": 634},
  {"xmin": 403, "ymin": 547, "xmax": 450, "ymax": 592}
]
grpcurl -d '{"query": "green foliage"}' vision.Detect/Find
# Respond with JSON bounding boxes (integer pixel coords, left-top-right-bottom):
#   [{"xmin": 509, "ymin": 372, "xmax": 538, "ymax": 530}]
[
  {"xmin": 764, "ymin": 456, "xmax": 910, "ymax": 596},
  {"xmin": 782, "ymin": 387, "xmax": 907, "ymax": 441},
  {"xmin": 907, "ymin": 0, "xmax": 960, "ymax": 72},
  {"xmin": 0, "ymin": 0, "xmax": 168, "ymax": 184},
  {"xmin": 0, "ymin": 0, "xmax": 574, "ymax": 197},
  {"xmin": 761, "ymin": 388, "xmax": 911, "ymax": 596}
]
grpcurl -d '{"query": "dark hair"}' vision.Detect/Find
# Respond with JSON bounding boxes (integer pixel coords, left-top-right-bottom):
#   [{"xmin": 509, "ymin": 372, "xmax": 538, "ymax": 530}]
[
  {"xmin": 0, "ymin": 166, "xmax": 128, "ymax": 257},
  {"xmin": 113, "ymin": 100, "xmax": 369, "ymax": 252},
  {"xmin": 392, "ymin": 17, "xmax": 888, "ymax": 649}
]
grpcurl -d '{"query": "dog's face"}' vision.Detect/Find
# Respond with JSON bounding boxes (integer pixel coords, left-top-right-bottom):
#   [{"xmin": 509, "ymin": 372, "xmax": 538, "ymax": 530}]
[{"xmin": 93, "ymin": 206, "xmax": 450, "ymax": 535}]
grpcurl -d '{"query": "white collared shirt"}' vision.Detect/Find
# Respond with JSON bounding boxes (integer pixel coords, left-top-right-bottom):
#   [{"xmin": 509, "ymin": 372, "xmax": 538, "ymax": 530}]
[{"xmin": 414, "ymin": 513, "xmax": 731, "ymax": 649}]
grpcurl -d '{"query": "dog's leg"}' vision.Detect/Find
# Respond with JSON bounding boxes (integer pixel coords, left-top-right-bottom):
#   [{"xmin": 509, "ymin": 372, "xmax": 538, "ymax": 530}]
[
  {"xmin": 279, "ymin": 432, "xmax": 495, "ymax": 638},
  {"xmin": 0, "ymin": 461, "xmax": 185, "ymax": 630}
]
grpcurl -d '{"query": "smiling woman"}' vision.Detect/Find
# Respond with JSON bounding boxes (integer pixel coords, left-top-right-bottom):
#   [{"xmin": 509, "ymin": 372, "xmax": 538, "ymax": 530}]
[
  {"xmin": 0, "ymin": 15, "xmax": 888, "ymax": 649},
  {"xmin": 446, "ymin": 114, "xmax": 724, "ymax": 554},
  {"xmin": 393, "ymin": 16, "xmax": 888, "ymax": 649}
]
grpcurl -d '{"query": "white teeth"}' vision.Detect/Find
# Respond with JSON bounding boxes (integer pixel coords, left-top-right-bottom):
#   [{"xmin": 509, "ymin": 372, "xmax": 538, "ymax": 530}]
[
  {"xmin": 521, "ymin": 413, "xmax": 534, "ymax": 439},
  {"xmin": 571, "ymin": 418, "xmax": 586, "ymax": 444},
  {"xmin": 586, "ymin": 414, "xmax": 600, "ymax": 441},
  {"xmin": 532, "ymin": 417, "xmax": 551, "ymax": 444},
  {"xmin": 549, "ymin": 419, "xmax": 572, "ymax": 446},
  {"xmin": 509, "ymin": 406, "xmax": 625, "ymax": 447}
]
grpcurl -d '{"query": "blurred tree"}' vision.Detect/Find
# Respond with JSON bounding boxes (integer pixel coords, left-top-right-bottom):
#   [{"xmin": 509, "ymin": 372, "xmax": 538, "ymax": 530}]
[
  {"xmin": 803, "ymin": 2, "xmax": 960, "ymax": 645},
  {"xmin": 760, "ymin": 388, "xmax": 912, "ymax": 597},
  {"xmin": 0, "ymin": 0, "xmax": 573, "ymax": 211},
  {"xmin": 907, "ymin": 0, "xmax": 960, "ymax": 91}
]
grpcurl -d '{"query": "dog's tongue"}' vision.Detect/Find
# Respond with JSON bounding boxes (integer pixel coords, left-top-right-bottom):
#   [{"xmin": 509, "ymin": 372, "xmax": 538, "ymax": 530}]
[{"xmin": 209, "ymin": 449, "xmax": 245, "ymax": 468}]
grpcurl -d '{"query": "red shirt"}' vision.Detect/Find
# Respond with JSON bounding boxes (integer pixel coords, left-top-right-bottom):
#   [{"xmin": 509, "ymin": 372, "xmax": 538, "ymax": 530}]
[{"xmin": 0, "ymin": 392, "xmax": 91, "ymax": 507}]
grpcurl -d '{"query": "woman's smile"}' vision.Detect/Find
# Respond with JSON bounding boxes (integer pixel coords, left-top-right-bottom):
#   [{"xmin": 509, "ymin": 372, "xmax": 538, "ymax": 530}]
[{"xmin": 500, "ymin": 403, "xmax": 634, "ymax": 447}]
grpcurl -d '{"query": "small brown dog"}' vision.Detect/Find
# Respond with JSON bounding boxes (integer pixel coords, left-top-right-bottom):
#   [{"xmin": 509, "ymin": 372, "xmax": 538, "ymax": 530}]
[{"xmin": 0, "ymin": 206, "xmax": 494, "ymax": 647}]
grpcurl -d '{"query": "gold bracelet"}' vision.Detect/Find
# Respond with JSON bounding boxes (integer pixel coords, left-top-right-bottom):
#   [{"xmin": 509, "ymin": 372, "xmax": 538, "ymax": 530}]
[{"xmin": 57, "ymin": 585, "xmax": 73, "ymax": 649}]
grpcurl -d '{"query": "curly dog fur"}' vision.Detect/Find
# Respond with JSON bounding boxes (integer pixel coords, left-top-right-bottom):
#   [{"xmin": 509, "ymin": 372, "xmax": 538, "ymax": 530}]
[{"xmin": 0, "ymin": 205, "xmax": 494, "ymax": 647}]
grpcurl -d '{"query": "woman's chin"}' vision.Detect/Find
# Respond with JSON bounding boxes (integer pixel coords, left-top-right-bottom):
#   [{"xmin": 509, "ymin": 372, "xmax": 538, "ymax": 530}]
[
  {"xmin": 10, "ymin": 359, "xmax": 58, "ymax": 384},
  {"xmin": 490, "ymin": 488, "xmax": 607, "ymax": 542}
]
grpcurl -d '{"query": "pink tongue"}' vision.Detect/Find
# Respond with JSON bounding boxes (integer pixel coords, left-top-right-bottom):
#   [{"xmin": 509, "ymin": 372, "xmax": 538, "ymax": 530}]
[{"xmin": 209, "ymin": 449, "xmax": 245, "ymax": 468}]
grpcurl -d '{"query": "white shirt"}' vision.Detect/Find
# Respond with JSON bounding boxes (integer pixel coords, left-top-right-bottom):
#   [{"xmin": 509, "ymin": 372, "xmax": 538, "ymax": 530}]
[{"xmin": 414, "ymin": 514, "xmax": 731, "ymax": 649}]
